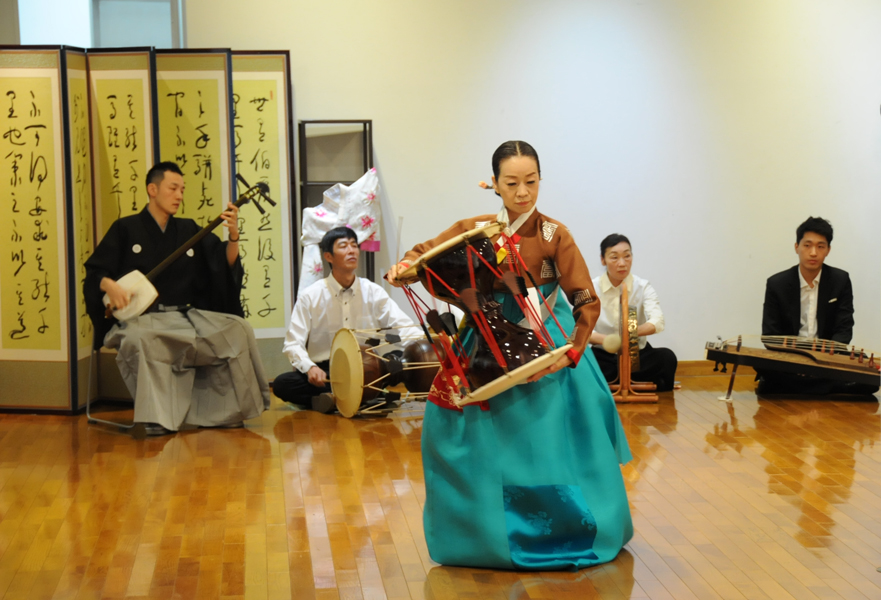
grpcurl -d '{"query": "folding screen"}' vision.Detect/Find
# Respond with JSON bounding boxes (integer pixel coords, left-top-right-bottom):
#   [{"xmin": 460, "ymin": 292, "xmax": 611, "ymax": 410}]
[
  {"xmin": 231, "ymin": 51, "xmax": 294, "ymax": 341},
  {"xmin": 0, "ymin": 46, "xmax": 89, "ymax": 411},
  {"xmin": 0, "ymin": 46, "xmax": 297, "ymax": 411}
]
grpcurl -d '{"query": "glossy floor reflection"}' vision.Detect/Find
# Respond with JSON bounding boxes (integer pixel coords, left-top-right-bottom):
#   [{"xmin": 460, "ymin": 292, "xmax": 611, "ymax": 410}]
[{"xmin": 0, "ymin": 376, "xmax": 879, "ymax": 599}]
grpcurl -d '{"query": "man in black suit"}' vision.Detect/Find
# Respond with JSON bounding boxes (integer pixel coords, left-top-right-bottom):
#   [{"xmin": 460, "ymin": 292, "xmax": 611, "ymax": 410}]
[{"xmin": 758, "ymin": 216, "xmax": 876, "ymax": 395}]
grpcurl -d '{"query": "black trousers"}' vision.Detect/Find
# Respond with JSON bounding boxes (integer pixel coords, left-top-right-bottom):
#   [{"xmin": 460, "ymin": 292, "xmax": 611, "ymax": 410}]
[
  {"xmin": 754, "ymin": 369, "xmax": 879, "ymax": 396},
  {"xmin": 591, "ymin": 342, "xmax": 678, "ymax": 392},
  {"xmin": 272, "ymin": 360, "xmax": 331, "ymax": 407}
]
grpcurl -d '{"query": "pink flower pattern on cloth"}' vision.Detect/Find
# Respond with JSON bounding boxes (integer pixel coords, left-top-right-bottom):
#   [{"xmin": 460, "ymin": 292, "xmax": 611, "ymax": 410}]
[{"xmin": 297, "ymin": 168, "xmax": 381, "ymax": 294}]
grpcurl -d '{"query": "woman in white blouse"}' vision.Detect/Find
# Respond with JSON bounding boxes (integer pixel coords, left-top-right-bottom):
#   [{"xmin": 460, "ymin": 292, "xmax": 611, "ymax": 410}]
[{"xmin": 589, "ymin": 234, "xmax": 678, "ymax": 391}]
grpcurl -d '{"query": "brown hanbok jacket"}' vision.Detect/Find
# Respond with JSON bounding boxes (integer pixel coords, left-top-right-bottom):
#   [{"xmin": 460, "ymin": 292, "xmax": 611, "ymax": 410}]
[{"xmin": 401, "ymin": 210, "xmax": 600, "ymax": 358}]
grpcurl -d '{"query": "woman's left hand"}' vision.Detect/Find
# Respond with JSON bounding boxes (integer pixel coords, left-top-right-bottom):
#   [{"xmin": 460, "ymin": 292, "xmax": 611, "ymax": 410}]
[{"xmin": 527, "ymin": 354, "xmax": 572, "ymax": 383}]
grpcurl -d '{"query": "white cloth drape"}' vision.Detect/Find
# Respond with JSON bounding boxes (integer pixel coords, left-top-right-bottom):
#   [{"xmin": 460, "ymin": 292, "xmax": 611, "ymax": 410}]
[{"xmin": 299, "ymin": 168, "xmax": 381, "ymax": 295}]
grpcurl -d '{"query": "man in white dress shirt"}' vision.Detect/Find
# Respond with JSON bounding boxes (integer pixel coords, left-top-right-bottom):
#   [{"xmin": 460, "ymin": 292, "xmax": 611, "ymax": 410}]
[
  {"xmin": 273, "ymin": 227, "xmax": 421, "ymax": 412},
  {"xmin": 589, "ymin": 234, "xmax": 678, "ymax": 391}
]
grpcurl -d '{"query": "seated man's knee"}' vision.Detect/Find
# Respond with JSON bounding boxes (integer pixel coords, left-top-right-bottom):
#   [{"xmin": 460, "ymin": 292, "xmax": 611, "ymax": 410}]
[
  {"xmin": 272, "ymin": 370, "xmax": 320, "ymax": 406},
  {"xmin": 106, "ymin": 320, "xmax": 142, "ymax": 352}
]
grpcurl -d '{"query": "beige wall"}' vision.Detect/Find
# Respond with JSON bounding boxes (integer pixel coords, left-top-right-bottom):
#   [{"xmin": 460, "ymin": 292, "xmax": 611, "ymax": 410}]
[
  {"xmin": 187, "ymin": 0, "xmax": 881, "ymax": 360},
  {"xmin": 0, "ymin": 0, "xmax": 20, "ymax": 44}
]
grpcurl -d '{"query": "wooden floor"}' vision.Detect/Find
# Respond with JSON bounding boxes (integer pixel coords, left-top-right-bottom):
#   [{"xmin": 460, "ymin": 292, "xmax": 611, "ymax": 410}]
[{"xmin": 1, "ymin": 376, "xmax": 880, "ymax": 599}]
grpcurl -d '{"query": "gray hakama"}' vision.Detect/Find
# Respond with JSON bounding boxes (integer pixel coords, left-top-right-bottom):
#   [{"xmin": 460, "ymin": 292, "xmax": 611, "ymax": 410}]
[
  {"xmin": 85, "ymin": 207, "xmax": 269, "ymax": 431},
  {"xmin": 106, "ymin": 308, "xmax": 270, "ymax": 431}
]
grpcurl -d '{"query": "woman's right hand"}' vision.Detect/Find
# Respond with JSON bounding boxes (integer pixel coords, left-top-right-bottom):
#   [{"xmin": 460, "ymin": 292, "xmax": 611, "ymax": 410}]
[
  {"xmin": 384, "ymin": 261, "xmax": 411, "ymax": 288},
  {"xmin": 101, "ymin": 277, "xmax": 131, "ymax": 310}
]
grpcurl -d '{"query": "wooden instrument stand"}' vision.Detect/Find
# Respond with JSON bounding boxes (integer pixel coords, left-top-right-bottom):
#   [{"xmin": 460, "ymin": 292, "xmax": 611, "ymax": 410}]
[{"xmin": 609, "ymin": 284, "xmax": 658, "ymax": 403}]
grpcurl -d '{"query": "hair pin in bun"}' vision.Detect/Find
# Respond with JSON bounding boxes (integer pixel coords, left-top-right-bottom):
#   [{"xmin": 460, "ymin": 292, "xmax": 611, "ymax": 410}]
[{"xmin": 478, "ymin": 181, "xmax": 492, "ymax": 190}]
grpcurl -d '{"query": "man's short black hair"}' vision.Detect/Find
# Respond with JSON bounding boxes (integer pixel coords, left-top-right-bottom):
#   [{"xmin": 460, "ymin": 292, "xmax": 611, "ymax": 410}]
[
  {"xmin": 145, "ymin": 161, "xmax": 183, "ymax": 191},
  {"xmin": 796, "ymin": 216, "xmax": 833, "ymax": 245},
  {"xmin": 319, "ymin": 226, "xmax": 358, "ymax": 258},
  {"xmin": 600, "ymin": 233, "xmax": 632, "ymax": 258}
]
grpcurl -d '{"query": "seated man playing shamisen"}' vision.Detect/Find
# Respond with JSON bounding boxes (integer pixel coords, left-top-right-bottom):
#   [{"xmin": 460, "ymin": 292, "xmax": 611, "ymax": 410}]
[{"xmin": 84, "ymin": 161, "xmax": 270, "ymax": 436}]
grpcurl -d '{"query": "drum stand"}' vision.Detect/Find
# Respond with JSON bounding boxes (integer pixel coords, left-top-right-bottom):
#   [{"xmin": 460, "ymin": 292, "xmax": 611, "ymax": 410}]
[
  {"xmin": 356, "ymin": 396, "xmax": 398, "ymax": 416},
  {"xmin": 349, "ymin": 388, "xmax": 424, "ymax": 418},
  {"xmin": 609, "ymin": 285, "xmax": 658, "ymax": 404}
]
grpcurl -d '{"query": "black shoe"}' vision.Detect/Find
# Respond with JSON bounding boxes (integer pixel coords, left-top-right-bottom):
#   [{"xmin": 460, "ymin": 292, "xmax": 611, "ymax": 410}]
[
  {"xmin": 311, "ymin": 393, "xmax": 336, "ymax": 414},
  {"xmin": 215, "ymin": 421, "xmax": 244, "ymax": 429},
  {"xmin": 755, "ymin": 376, "xmax": 782, "ymax": 395},
  {"xmin": 143, "ymin": 423, "xmax": 174, "ymax": 436},
  {"xmin": 755, "ymin": 376, "xmax": 768, "ymax": 395}
]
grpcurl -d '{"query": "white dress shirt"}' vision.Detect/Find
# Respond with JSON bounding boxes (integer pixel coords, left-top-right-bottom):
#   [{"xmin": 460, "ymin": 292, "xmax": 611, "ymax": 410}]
[
  {"xmin": 283, "ymin": 275, "xmax": 423, "ymax": 373},
  {"xmin": 591, "ymin": 272, "xmax": 665, "ymax": 350},
  {"xmin": 798, "ymin": 268, "xmax": 821, "ymax": 339}
]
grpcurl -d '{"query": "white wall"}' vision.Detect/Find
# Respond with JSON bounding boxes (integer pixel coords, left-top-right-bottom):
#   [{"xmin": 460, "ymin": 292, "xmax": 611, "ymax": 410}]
[
  {"xmin": 19, "ymin": 0, "xmax": 91, "ymax": 47},
  {"xmin": 186, "ymin": 0, "xmax": 881, "ymax": 360}
]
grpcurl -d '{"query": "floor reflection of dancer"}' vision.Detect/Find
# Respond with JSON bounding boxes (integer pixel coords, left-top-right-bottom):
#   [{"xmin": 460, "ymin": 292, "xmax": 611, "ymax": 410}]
[{"xmin": 387, "ymin": 141, "xmax": 632, "ymax": 570}]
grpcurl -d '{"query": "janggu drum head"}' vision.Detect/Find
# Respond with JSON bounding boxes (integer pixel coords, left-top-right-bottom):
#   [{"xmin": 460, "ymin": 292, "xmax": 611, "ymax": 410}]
[{"xmin": 329, "ymin": 329, "xmax": 365, "ymax": 418}]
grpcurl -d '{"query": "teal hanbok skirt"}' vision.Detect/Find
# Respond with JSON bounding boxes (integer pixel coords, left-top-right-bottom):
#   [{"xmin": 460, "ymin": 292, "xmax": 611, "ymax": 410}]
[{"xmin": 421, "ymin": 284, "xmax": 633, "ymax": 570}]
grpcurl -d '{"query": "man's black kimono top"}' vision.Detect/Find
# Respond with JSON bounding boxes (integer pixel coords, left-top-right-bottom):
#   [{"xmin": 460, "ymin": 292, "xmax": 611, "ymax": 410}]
[{"xmin": 84, "ymin": 207, "xmax": 244, "ymax": 344}]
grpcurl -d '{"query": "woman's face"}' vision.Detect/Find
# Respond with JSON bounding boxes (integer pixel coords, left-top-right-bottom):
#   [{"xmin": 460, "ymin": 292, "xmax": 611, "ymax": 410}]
[
  {"xmin": 492, "ymin": 155, "xmax": 540, "ymax": 218},
  {"xmin": 601, "ymin": 242, "xmax": 633, "ymax": 285}
]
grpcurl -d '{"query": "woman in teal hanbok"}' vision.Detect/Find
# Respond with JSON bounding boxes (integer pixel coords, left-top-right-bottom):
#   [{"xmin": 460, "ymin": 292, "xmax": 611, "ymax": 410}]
[{"xmin": 387, "ymin": 141, "xmax": 633, "ymax": 570}]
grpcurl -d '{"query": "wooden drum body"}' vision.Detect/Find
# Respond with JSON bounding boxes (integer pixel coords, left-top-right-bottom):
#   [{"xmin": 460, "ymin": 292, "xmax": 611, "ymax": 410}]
[
  {"xmin": 467, "ymin": 300, "xmax": 549, "ymax": 389},
  {"xmin": 329, "ymin": 329, "xmax": 439, "ymax": 418},
  {"xmin": 394, "ymin": 222, "xmax": 573, "ymax": 406},
  {"xmin": 398, "ymin": 223, "xmax": 501, "ymax": 312}
]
